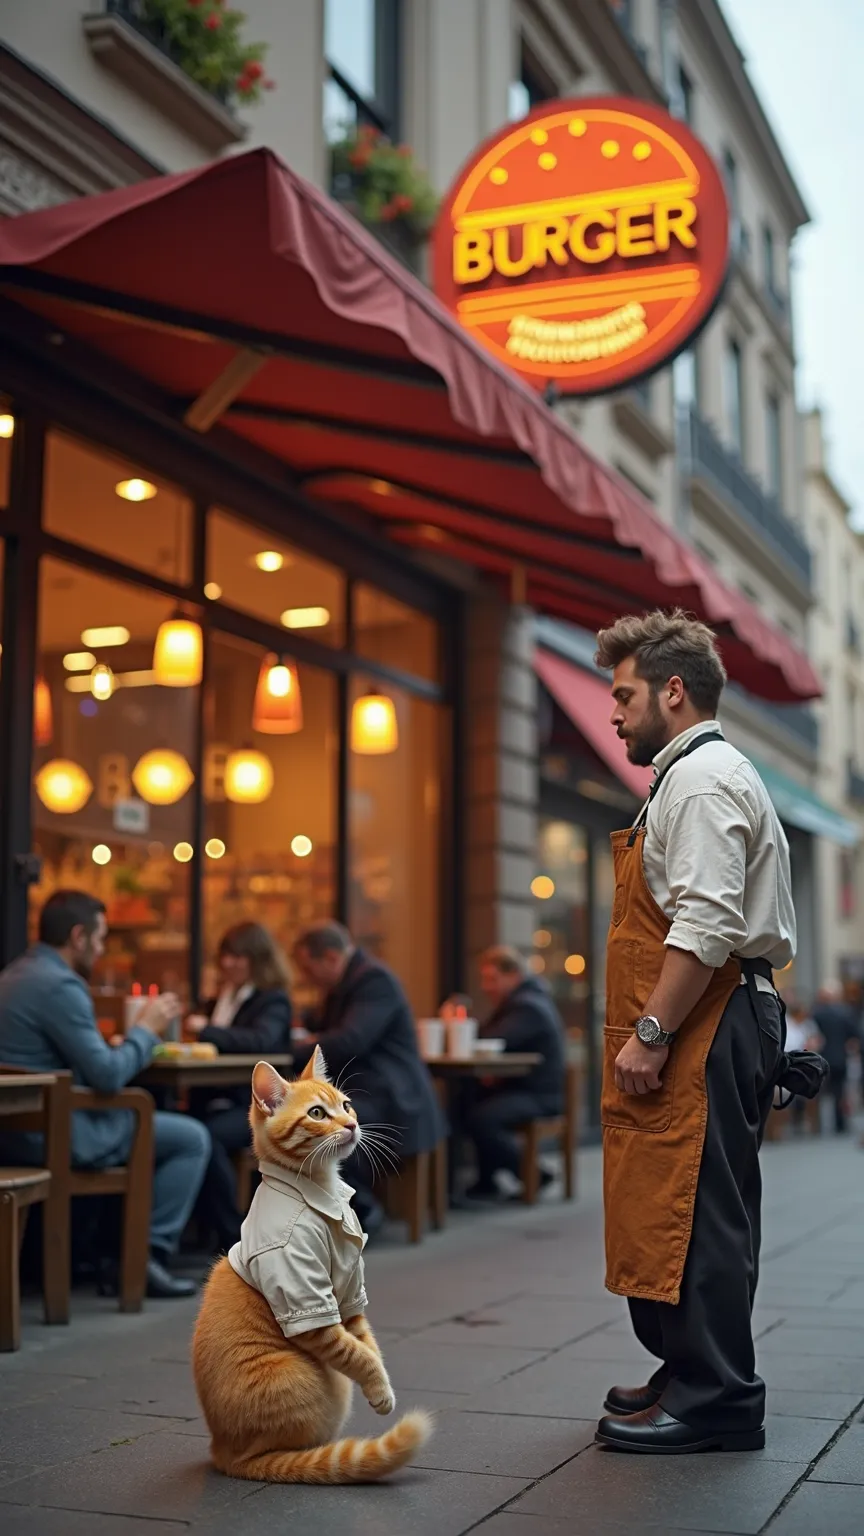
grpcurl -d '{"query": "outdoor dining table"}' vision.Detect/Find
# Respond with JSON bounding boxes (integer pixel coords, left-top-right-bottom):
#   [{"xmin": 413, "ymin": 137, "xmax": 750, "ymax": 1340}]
[
  {"xmin": 137, "ymin": 1052, "xmax": 294, "ymax": 1095},
  {"xmin": 423, "ymin": 1052, "xmax": 543, "ymax": 1199}
]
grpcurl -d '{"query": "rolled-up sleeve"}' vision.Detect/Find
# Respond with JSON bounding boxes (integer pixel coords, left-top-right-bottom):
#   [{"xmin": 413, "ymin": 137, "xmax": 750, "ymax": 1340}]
[
  {"xmin": 248, "ymin": 1215, "xmax": 341, "ymax": 1338},
  {"xmin": 662, "ymin": 788, "xmax": 750, "ymax": 969},
  {"xmin": 340, "ymin": 1254, "xmax": 368, "ymax": 1322}
]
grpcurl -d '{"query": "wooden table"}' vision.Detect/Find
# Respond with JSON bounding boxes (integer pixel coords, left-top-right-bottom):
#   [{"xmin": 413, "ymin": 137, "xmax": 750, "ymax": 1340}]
[
  {"xmin": 137, "ymin": 1053, "xmax": 294, "ymax": 1093},
  {"xmin": 424, "ymin": 1053, "xmax": 542, "ymax": 1079},
  {"xmin": 0, "ymin": 1072, "xmax": 58, "ymax": 1117}
]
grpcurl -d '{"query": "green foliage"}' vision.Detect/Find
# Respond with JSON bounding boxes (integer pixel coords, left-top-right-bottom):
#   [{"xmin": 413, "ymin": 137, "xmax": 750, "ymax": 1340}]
[
  {"xmin": 141, "ymin": 0, "xmax": 272, "ymax": 106},
  {"xmin": 330, "ymin": 126, "xmax": 439, "ymax": 238}
]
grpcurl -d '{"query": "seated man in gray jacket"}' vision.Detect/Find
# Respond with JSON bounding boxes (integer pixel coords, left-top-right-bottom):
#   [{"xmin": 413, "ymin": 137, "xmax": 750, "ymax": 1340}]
[{"xmin": 0, "ymin": 890, "xmax": 210, "ymax": 1298}]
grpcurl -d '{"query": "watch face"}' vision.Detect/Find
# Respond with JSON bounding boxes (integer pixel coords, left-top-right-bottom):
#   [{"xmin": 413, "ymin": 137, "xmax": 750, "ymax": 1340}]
[{"xmin": 639, "ymin": 1017, "xmax": 659, "ymax": 1044}]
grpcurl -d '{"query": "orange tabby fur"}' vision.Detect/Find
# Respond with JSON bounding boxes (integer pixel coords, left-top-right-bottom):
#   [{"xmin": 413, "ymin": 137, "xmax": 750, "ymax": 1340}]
[{"xmin": 192, "ymin": 1051, "xmax": 432, "ymax": 1483}]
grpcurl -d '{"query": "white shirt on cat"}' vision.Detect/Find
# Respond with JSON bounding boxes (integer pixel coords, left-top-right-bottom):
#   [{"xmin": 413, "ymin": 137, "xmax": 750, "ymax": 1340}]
[{"xmin": 228, "ymin": 1160, "xmax": 368, "ymax": 1339}]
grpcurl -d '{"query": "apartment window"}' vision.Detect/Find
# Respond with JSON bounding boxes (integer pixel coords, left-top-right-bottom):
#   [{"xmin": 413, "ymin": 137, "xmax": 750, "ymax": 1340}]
[
  {"xmin": 763, "ymin": 224, "xmax": 776, "ymax": 291},
  {"xmin": 724, "ymin": 338, "xmax": 745, "ymax": 458},
  {"xmin": 508, "ymin": 41, "xmax": 554, "ymax": 120},
  {"xmin": 678, "ymin": 64, "xmax": 694, "ymax": 124},
  {"xmin": 723, "ymin": 148, "xmax": 748, "ymax": 258},
  {"xmin": 673, "ymin": 346, "xmax": 698, "ymax": 410},
  {"xmin": 765, "ymin": 393, "xmax": 783, "ymax": 501},
  {"xmin": 323, "ymin": 0, "xmax": 400, "ymax": 141}
]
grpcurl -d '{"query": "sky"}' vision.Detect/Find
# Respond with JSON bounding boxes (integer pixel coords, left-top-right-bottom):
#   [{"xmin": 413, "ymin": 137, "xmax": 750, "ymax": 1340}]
[{"xmin": 720, "ymin": 0, "xmax": 864, "ymax": 525}]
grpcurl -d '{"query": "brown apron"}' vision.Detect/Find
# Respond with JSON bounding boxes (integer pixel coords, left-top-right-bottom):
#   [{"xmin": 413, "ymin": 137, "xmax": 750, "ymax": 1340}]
[{"xmin": 602, "ymin": 822, "xmax": 740, "ymax": 1304}]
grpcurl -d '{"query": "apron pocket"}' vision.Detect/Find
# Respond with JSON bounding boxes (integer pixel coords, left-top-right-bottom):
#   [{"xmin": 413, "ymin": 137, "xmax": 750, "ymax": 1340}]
[{"xmin": 601, "ymin": 1027, "xmax": 677, "ymax": 1133}]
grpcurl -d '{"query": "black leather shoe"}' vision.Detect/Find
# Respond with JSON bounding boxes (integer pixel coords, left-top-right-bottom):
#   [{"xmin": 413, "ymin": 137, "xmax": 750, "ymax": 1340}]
[
  {"xmin": 595, "ymin": 1402, "xmax": 765, "ymax": 1454},
  {"xmin": 603, "ymin": 1383, "xmax": 662, "ymax": 1415},
  {"xmin": 146, "ymin": 1257, "xmax": 197, "ymax": 1299}
]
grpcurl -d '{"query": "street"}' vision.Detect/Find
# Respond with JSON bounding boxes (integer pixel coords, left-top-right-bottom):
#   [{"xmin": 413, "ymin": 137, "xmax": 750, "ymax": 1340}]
[{"xmin": 2, "ymin": 1137, "xmax": 864, "ymax": 1535}]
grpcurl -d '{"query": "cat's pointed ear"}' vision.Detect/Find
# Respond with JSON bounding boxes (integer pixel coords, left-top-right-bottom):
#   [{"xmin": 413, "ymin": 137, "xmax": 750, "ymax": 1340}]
[
  {"xmin": 251, "ymin": 1061, "xmax": 289, "ymax": 1117},
  {"xmin": 299, "ymin": 1044, "xmax": 330, "ymax": 1083}
]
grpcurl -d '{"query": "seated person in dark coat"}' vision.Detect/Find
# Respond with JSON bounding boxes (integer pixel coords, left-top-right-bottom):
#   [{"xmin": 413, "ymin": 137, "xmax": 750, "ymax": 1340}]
[
  {"xmin": 464, "ymin": 945, "xmax": 565, "ymax": 1201},
  {"xmin": 292, "ymin": 920, "xmax": 445, "ymax": 1235},
  {"xmin": 0, "ymin": 890, "xmax": 210, "ymax": 1298},
  {"xmin": 186, "ymin": 921, "xmax": 292, "ymax": 1251}
]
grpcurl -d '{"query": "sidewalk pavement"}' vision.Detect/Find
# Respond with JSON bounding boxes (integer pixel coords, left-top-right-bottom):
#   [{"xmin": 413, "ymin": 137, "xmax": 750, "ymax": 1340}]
[{"xmin": 2, "ymin": 1136, "xmax": 864, "ymax": 1536}]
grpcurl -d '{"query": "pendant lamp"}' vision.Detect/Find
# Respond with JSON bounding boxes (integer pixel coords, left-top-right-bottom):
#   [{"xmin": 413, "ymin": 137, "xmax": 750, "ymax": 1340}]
[
  {"xmin": 33, "ymin": 676, "xmax": 53, "ymax": 746},
  {"xmin": 252, "ymin": 654, "xmax": 303, "ymax": 734},
  {"xmin": 132, "ymin": 748, "xmax": 194, "ymax": 806},
  {"xmin": 351, "ymin": 689, "xmax": 399, "ymax": 755},
  {"xmin": 224, "ymin": 746, "xmax": 274, "ymax": 805},
  {"xmin": 153, "ymin": 614, "xmax": 202, "ymax": 687},
  {"xmin": 35, "ymin": 759, "xmax": 93, "ymax": 814}
]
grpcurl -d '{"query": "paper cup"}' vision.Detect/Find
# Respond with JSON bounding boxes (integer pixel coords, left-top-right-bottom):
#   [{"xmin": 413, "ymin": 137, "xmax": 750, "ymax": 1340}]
[
  {"xmin": 447, "ymin": 1018, "xmax": 478, "ymax": 1058},
  {"xmin": 417, "ymin": 1019, "xmax": 446, "ymax": 1058}
]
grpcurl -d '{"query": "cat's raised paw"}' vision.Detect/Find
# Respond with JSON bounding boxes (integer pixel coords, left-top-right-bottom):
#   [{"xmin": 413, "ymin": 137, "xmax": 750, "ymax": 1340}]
[{"xmin": 369, "ymin": 1386, "xmax": 396, "ymax": 1415}]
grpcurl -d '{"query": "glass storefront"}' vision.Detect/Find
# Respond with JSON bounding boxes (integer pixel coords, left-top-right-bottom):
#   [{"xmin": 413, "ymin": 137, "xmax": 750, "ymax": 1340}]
[{"xmin": 0, "ymin": 398, "xmax": 451, "ymax": 1018}]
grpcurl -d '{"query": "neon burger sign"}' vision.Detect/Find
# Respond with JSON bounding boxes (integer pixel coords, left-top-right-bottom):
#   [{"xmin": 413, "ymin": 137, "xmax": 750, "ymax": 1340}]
[{"xmin": 432, "ymin": 97, "xmax": 730, "ymax": 394}]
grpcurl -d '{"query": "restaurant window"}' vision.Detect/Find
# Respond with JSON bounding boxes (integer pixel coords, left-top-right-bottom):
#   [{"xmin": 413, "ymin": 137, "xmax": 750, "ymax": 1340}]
[
  {"xmin": 725, "ymin": 337, "xmax": 745, "ymax": 458},
  {"xmin": 508, "ymin": 40, "xmax": 554, "ymax": 120},
  {"xmin": 348, "ymin": 678, "xmax": 441, "ymax": 1016},
  {"xmin": 766, "ymin": 392, "xmax": 783, "ymax": 501},
  {"xmin": 678, "ymin": 64, "xmax": 694, "ymax": 125},
  {"xmin": 531, "ymin": 818, "xmax": 590, "ymax": 1039},
  {"xmin": 324, "ymin": 0, "xmax": 400, "ymax": 141},
  {"xmin": 30, "ymin": 557, "xmax": 197, "ymax": 998},
  {"xmin": 353, "ymin": 583, "xmax": 439, "ymax": 683},
  {"xmin": 43, "ymin": 432, "xmax": 193, "ymax": 586},
  {"xmin": 673, "ymin": 346, "xmax": 699, "ymax": 410},
  {"xmin": 207, "ymin": 508, "xmax": 345, "ymax": 648},
  {"xmin": 200, "ymin": 632, "xmax": 338, "ymax": 1002},
  {"xmin": 0, "ymin": 397, "xmax": 12, "ymax": 507}
]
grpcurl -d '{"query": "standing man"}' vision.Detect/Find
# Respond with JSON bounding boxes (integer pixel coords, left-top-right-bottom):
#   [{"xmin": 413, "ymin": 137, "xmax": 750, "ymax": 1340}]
[
  {"xmin": 292, "ymin": 922, "xmax": 444, "ymax": 1236},
  {"xmin": 593, "ymin": 611, "xmax": 794, "ymax": 1454},
  {"xmin": 812, "ymin": 982, "xmax": 859, "ymax": 1133}
]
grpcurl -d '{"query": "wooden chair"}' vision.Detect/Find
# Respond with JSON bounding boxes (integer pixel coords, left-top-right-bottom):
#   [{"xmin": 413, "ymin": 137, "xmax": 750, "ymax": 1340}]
[
  {"xmin": 0, "ymin": 1069, "xmax": 154, "ymax": 1315},
  {"xmin": 516, "ymin": 1062, "xmax": 580, "ymax": 1205},
  {"xmin": 0, "ymin": 1168, "xmax": 52, "ymax": 1350},
  {"xmin": 385, "ymin": 1139, "xmax": 448, "ymax": 1243},
  {"xmin": 69, "ymin": 1088, "xmax": 154, "ymax": 1312},
  {"xmin": 233, "ymin": 1146, "xmax": 256, "ymax": 1217}
]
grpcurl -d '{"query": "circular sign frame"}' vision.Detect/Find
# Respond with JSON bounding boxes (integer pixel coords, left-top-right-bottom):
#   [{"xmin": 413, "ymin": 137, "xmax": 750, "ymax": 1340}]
[{"xmin": 432, "ymin": 96, "xmax": 730, "ymax": 396}]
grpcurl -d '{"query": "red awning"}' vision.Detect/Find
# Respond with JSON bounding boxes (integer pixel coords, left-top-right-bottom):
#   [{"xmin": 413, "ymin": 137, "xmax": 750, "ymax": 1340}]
[
  {"xmin": 0, "ymin": 147, "xmax": 819, "ymax": 702},
  {"xmin": 535, "ymin": 648, "xmax": 652, "ymax": 801}
]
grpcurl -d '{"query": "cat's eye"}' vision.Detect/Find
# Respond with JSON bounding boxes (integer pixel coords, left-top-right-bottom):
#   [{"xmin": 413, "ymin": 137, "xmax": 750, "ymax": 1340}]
[
  {"xmin": 307, "ymin": 1105, "xmax": 326, "ymax": 1120},
  {"xmin": 342, "ymin": 1100, "xmax": 352, "ymax": 1113}
]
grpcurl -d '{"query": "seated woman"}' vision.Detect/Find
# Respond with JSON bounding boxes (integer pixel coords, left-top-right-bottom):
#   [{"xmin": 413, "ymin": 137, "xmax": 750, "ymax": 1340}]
[{"xmin": 188, "ymin": 922, "xmax": 292, "ymax": 1251}]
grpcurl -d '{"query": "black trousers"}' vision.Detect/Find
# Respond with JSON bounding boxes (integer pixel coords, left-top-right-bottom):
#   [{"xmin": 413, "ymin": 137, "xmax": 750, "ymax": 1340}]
[
  {"xmin": 466, "ymin": 1088, "xmax": 553, "ymax": 1187},
  {"xmin": 627, "ymin": 983, "xmax": 783, "ymax": 1432},
  {"xmin": 825, "ymin": 1069, "xmax": 848, "ymax": 1133}
]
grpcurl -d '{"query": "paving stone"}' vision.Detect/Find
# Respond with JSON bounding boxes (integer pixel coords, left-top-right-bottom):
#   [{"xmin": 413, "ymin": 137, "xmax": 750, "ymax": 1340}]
[
  {"xmin": 807, "ymin": 1423, "xmax": 864, "ymax": 1482},
  {"xmin": 767, "ymin": 1389, "xmax": 863, "ymax": 1420},
  {"xmin": 55, "ymin": 1362, "xmax": 202, "ymax": 1419},
  {"xmin": 466, "ymin": 1356, "xmax": 626, "ymax": 1418},
  {"xmin": 0, "ymin": 1466, "xmax": 41, "ymax": 1490},
  {"xmin": 0, "ymin": 1404, "xmax": 187, "ymax": 1468},
  {"xmin": 407, "ymin": 1409, "xmax": 592, "ymax": 1477},
  {"xmin": 756, "ymin": 1353, "xmax": 864, "ymax": 1393},
  {"xmin": 205, "ymin": 1469, "xmax": 528, "ymax": 1536},
  {"xmin": 410, "ymin": 1301, "xmax": 621, "ymax": 1351},
  {"xmin": 382, "ymin": 1339, "xmax": 544, "ymax": 1393},
  {"xmin": 0, "ymin": 1374, "xmax": 90, "ymax": 1412},
  {"xmin": 0, "ymin": 1513, "xmax": 187, "ymax": 1536},
  {"xmin": 758, "ymin": 1326, "xmax": 864, "ymax": 1357},
  {"xmin": 761, "ymin": 1416, "xmax": 840, "ymax": 1463},
  {"xmin": 479, "ymin": 1517, "xmax": 754, "ymax": 1536},
  {"xmin": 512, "ymin": 1445, "xmax": 803, "ymax": 1532},
  {"xmin": 767, "ymin": 1482, "xmax": 864, "ymax": 1534},
  {"xmin": 0, "ymin": 1433, "xmax": 259, "ymax": 1522}
]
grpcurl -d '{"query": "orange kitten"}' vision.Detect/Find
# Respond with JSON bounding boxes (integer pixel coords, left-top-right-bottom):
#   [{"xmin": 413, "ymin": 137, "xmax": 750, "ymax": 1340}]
[{"xmin": 192, "ymin": 1049, "xmax": 432, "ymax": 1483}]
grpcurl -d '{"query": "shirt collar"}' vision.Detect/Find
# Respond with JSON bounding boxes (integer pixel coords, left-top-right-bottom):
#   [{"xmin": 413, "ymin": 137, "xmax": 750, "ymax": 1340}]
[
  {"xmin": 652, "ymin": 721, "xmax": 724, "ymax": 778},
  {"xmin": 31, "ymin": 943, "xmax": 88, "ymax": 986},
  {"xmin": 258, "ymin": 1159, "xmax": 358, "ymax": 1225}
]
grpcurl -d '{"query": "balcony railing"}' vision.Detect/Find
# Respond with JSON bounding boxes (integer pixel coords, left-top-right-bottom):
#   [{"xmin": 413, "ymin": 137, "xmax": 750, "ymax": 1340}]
[
  {"xmin": 848, "ymin": 761, "xmax": 864, "ymax": 805},
  {"xmin": 104, "ymin": 0, "xmax": 232, "ymax": 105},
  {"xmin": 680, "ymin": 408, "xmax": 812, "ymax": 586}
]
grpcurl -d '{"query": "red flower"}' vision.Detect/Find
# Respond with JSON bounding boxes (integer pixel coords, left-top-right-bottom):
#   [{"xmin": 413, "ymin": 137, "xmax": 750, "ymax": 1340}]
[
  {"xmin": 244, "ymin": 59, "xmax": 264, "ymax": 79},
  {"xmin": 188, "ymin": 0, "xmax": 205, "ymax": 7},
  {"xmin": 393, "ymin": 193, "xmax": 413, "ymax": 213},
  {"xmin": 348, "ymin": 148, "xmax": 371, "ymax": 168},
  {"xmin": 380, "ymin": 200, "xmax": 398, "ymax": 222},
  {"xmin": 396, "ymin": 144, "xmax": 412, "ymax": 157},
  {"xmin": 205, "ymin": 12, "xmax": 221, "ymax": 28}
]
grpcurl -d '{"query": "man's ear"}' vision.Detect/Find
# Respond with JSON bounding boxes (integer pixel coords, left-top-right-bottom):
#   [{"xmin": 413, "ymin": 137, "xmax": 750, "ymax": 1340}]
[
  {"xmin": 299, "ymin": 1045, "xmax": 330, "ymax": 1083},
  {"xmin": 251, "ymin": 1061, "xmax": 289, "ymax": 1116}
]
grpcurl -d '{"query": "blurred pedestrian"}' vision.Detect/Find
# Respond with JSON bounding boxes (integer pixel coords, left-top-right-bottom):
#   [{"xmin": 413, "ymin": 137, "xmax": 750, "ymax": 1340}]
[
  {"xmin": 783, "ymin": 996, "xmax": 820, "ymax": 1133},
  {"xmin": 812, "ymin": 982, "xmax": 860, "ymax": 1133}
]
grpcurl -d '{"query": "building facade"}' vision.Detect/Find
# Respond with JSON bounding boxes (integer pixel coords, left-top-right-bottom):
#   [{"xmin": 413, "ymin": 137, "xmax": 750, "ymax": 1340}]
[{"xmin": 0, "ymin": 0, "xmax": 855, "ymax": 1124}]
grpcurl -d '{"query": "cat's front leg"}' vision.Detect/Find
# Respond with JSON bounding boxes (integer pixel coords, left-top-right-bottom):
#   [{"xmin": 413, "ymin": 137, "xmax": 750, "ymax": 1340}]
[
  {"xmin": 345, "ymin": 1312, "xmax": 383, "ymax": 1359},
  {"xmin": 294, "ymin": 1323, "xmax": 395, "ymax": 1415}
]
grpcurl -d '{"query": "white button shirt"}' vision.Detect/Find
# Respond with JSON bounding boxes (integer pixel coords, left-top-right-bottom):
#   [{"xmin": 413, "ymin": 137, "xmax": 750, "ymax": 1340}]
[
  {"xmin": 639, "ymin": 723, "xmax": 796, "ymax": 973},
  {"xmin": 228, "ymin": 1161, "xmax": 368, "ymax": 1339}
]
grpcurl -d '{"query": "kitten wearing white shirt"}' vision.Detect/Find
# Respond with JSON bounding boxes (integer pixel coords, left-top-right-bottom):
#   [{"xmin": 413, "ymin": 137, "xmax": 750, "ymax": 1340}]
[{"xmin": 192, "ymin": 1049, "xmax": 432, "ymax": 1482}]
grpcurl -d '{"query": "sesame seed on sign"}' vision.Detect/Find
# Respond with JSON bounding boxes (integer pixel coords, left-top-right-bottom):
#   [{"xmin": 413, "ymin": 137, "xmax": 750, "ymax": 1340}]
[
  {"xmin": 489, "ymin": 166, "xmax": 508, "ymax": 185},
  {"xmin": 633, "ymin": 141, "xmax": 652, "ymax": 161},
  {"xmin": 538, "ymin": 152, "xmax": 557, "ymax": 171},
  {"xmin": 530, "ymin": 127, "xmax": 548, "ymax": 145},
  {"xmin": 568, "ymin": 118, "xmax": 587, "ymax": 137},
  {"xmin": 601, "ymin": 140, "xmax": 620, "ymax": 159}
]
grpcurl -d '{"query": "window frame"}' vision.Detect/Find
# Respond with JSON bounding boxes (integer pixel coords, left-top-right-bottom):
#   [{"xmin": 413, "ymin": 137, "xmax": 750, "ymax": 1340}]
[{"xmin": 324, "ymin": 0, "xmax": 401, "ymax": 138}]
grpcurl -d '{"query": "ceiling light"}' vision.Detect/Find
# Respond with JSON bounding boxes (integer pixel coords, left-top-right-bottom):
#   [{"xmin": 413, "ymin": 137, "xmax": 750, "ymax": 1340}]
[
  {"xmin": 152, "ymin": 615, "xmax": 203, "ymax": 687},
  {"xmin": 291, "ymin": 835, "xmax": 313, "ymax": 857},
  {"xmin": 65, "ymin": 677, "xmax": 94, "ymax": 694},
  {"xmin": 33, "ymin": 677, "xmax": 53, "ymax": 747},
  {"xmin": 531, "ymin": 875, "xmax": 555, "ymax": 899},
  {"xmin": 34, "ymin": 759, "xmax": 93, "ymax": 814},
  {"xmin": 280, "ymin": 606, "xmax": 330, "ymax": 629},
  {"xmin": 252, "ymin": 655, "xmax": 303, "ymax": 735},
  {"xmin": 173, "ymin": 842, "xmax": 194, "ymax": 863},
  {"xmin": 204, "ymin": 582, "xmax": 222, "ymax": 600},
  {"xmin": 90, "ymin": 663, "xmax": 115, "ymax": 701},
  {"xmin": 205, "ymin": 838, "xmax": 226, "ymax": 859},
  {"xmin": 132, "ymin": 749, "xmax": 194, "ymax": 806},
  {"xmin": 63, "ymin": 651, "xmax": 97, "ymax": 672},
  {"xmin": 351, "ymin": 691, "xmax": 398, "ymax": 755},
  {"xmin": 0, "ymin": 413, "xmax": 15, "ymax": 439},
  {"xmin": 253, "ymin": 550, "xmax": 284, "ymax": 572},
  {"xmin": 564, "ymin": 954, "xmax": 586, "ymax": 976},
  {"xmin": 92, "ymin": 845, "xmax": 112, "ymax": 866},
  {"xmin": 224, "ymin": 747, "xmax": 274, "ymax": 805},
  {"xmin": 115, "ymin": 478, "xmax": 157, "ymax": 502},
  {"xmin": 81, "ymin": 626, "xmax": 130, "ymax": 648}
]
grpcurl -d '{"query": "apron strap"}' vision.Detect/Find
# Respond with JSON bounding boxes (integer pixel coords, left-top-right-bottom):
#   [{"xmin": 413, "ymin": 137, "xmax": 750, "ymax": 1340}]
[{"xmin": 627, "ymin": 729, "xmax": 723, "ymax": 847}]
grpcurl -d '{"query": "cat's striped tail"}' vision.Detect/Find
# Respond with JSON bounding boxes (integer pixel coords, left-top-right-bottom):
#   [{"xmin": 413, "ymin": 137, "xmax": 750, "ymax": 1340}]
[{"xmin": 218, "ymin": 1410, "xmax": 433, "ymax": 1484}]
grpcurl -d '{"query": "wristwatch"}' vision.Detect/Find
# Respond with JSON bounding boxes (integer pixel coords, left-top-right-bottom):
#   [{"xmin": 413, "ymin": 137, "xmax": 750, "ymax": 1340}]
[{"xmin": 635, "ymin": 1014, "xmax": 675, "ymax": 1048}]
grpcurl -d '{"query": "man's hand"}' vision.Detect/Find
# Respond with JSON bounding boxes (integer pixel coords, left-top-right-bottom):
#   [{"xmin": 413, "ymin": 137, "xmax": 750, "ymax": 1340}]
[
  {"xmin": 614, "ymin": 1034, "xmax": 669, "ymax": 1095},
  {"xmin": 140, "ymin": 993, "xmax": 181, "ymax": 1038}
]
